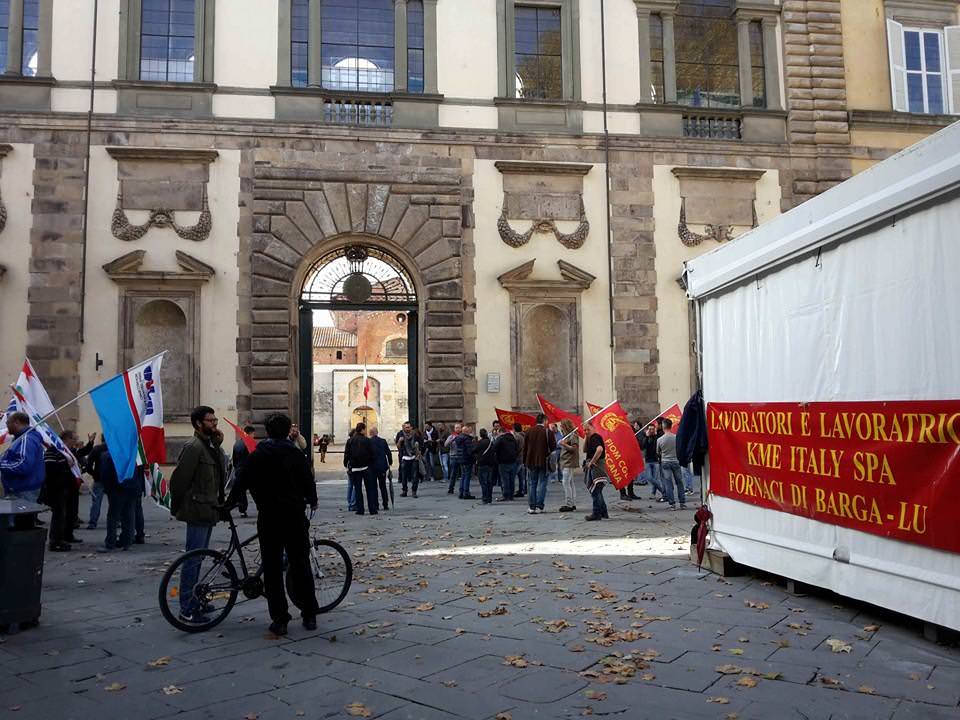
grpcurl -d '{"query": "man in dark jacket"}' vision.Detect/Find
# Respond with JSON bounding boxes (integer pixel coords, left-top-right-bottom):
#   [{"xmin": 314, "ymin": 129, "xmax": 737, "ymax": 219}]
[
  {"xmin": 344, "ymin": 422, "xmax": 378, "ymax": 515},
  {"xmin": 369, "ymin": 427, "xmax": 393, "ymax": 509},
  {"xmin": 454, "ymin": 425, "xmax": 477, "ymax": 500},
  {"xmin": 231, "ymin": 424, "xmax": 256, "ymax": 517},
  {"xmin": 98, "ymin": 448, "xmax": 139, "ymax": 552},
  {"xmin": 522, "ymin": 414, "xmax": 557, "ymax": 514},
  {"xmin": 83, "ymin": 436, "xmax": 107, "ymax": 529},
  {"xmin": 169, "ymin": 405, "xmax": 226, "ymax": 624},
  {"xmin": 44, "ymin": 430, "xmax": 84, "ymax": 551},
  {"xmin": 233, "ymin": 412, "xmax": 320, "ymax": 636},
  {"xmin": 493, "ymin": 428, "xmax": 520, "ymax": 501},
  {"xmin": 475, "ymin": 428, "xmax": 498, "ymax": 504},
  {"xmin": 395, "ymin": 422, "xmax": 421, "ymax": 499}
]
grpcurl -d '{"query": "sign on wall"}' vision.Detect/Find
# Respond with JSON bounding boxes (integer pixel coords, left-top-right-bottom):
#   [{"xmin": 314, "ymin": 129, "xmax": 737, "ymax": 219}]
[{"xmin": 708, "ymin": 401, "xmax": 960, "ymax": 554}]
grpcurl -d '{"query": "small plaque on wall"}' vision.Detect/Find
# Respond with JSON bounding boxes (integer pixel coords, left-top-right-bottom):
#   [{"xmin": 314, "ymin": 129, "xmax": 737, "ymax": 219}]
[{"xmin": 486, "ymin": 373, "xmax": 501, "ymax": 393}]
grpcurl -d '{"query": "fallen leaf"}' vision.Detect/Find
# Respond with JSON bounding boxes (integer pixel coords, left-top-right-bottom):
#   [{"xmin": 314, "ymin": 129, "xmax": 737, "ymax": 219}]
[
  {"xmin": 440, "ymin": 680, "xmax": 458, "ymax": 688},
  {"xmin": 820, "ymin": 676, "xmax": 843, "ymax": 687},
  {"xmin": 504, "ymin": 655, "xmax": 529, "ymax": 668},
  {"xmin": 161, "ymin": 685, "xmax": 182, "ymax": 695},
  {"xmin": 857, "ymin": 685, "xmax": 876, "ymax": 694},
  {"xmin": 908, "ymin": 672, "xmax": 922, "ymax": 681},
  {"xmin": 495, "ymin": 713, "xmax": 512, "ymax": 720},
  {"xmin": 707, "ymin": 697, "xmax": 730, "ymax": 704},
  {"xmin": 762, "ymin": 671, "xmax": 782, "ymax": 680},
  {"xmin": 736, "ymin": 676, "xmax": 758, "ymax": 688},
  {"xmin": 415, "ymin": 602, "xmax": 435, "ymax": 612},
  {"xmin": 744, "ymin": 600, "xmax": 770, "ymax": 610},
  {"xmin": 147, "ymin": 656, "xmax": 172, "ymax": 668},
  {"xmin": 863, "ymin": 624, "xmax": 880, "ymax": 632},
  {"xmin": 584, "ymin": 690, "xmax": 607, "ymax": 701},
  {"xmin": 715, "ymin": 664, "xmax": 742, "ymax": 675},
  {"xmin": 640, "ymin": 673, "xmax": 656, "ymax": 681},
  {"xmin": 825, "ymin": 638, "xmax": 852, "ymax": 654},
  {"xmin": 104, "ymin": 682, "xmax": 126, "ymax": 692},
  {"xmin": 775, "ymin": 639, "xmax": 790, "ymax": 648},
  {"xmin": 729, "ymin": 648, "xmax": 744, "ymax": 656},
  {"xmin": 711, "ymin": 644, "xmax": 722, "ymax": 652},
  {"xmin": 244, "ymin": 714, "xmax": 259, "ymax": 720},
  {"xmin": 345, "ymin": 702, "xmax": 373, "ymax": 718},
  {"xmin": 570, "ymin": 644, "xmax": 585, "ymax": 653}
]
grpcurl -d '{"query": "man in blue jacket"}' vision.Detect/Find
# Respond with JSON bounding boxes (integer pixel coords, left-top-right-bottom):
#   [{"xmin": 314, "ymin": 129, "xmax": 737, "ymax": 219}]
[{"xmin": 0, "ymin": 412, "xmax": 46, "ymax": 504}]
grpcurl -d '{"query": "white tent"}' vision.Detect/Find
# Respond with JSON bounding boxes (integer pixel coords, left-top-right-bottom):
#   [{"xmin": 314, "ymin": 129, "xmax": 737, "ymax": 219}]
[{"xmin": 685, "ymin": 122, "xmax": 960, "ymax": 631}]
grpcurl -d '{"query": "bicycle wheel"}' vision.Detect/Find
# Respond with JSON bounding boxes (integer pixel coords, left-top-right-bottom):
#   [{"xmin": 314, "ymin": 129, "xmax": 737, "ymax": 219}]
[
  {"xmin": 298, "ymin": 539, "xmax": 352, "ymax": 613},
  {"xmin": 159, "ymin": 548, "xmax": 240, "ymax": 633}
]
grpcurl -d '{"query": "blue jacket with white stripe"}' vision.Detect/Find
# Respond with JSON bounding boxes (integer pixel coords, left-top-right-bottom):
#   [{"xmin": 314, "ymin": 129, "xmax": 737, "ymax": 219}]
[{"xmin": 0, "ymin": 428, "xmax": 46, "ymax": 494}]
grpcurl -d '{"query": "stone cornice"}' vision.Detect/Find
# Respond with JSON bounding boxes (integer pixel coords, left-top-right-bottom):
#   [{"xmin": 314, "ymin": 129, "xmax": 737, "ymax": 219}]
[
  {"xmin": 498, "ymin": 259, "xmax": 595, "ymax": 292},
  {"xmin": 106, "ymin": 147, "xmax": 219, "ymax": 163},
  {"xmin": 848, "ymin": 110, "xmax": 956, "ymax": 132},
  {"xmin": 671, "ymin": 167, "xmax": 766, "ymax": 182},
  {"xmin": 633, "ymin": 0, "xmax": 679, "ymax": 14},
  {"xmin": 734, "ymin": 0, "xmax": 782, "ymax": 18},
  {"xmin": 103, "ymin": 249, "xmax": 215, "ymax": 285},
  {"xmin": 495, "ymin": 161, "xmax": 593, "ymax": 176}
]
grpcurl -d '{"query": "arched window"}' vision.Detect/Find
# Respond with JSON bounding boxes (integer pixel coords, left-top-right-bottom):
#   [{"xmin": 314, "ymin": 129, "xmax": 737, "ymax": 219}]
[{"xmin": 384, "ymin": 337, "xmax": 407, "ymax": 359}]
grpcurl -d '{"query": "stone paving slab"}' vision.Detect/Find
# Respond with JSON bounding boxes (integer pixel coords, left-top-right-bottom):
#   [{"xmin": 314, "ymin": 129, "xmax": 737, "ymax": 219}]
[{"xmin": 0, "ymin": 473, "xmax": 957, "ymax": 720}]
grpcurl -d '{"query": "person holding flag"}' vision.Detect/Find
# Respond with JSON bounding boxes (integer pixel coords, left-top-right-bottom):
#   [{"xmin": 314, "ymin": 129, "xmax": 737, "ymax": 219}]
[
  {"xmin": 583, "ymin": 420, "xmax": 609, "ymax": 521},
  {"xmin": 0, "ymin": 412, "xmax": 46, "ymax": 509}
]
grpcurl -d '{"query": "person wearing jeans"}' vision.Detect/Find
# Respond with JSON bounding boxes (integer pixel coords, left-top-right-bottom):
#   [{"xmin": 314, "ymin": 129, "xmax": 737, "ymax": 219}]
[
  {"xmin": 583, "ymin": 422, "xmax": 608, "ymax": 521},
  {"xmin": 522, "ymin": 414, "xmax": 556, "ymax": 514},
  {"xmin": 640, "ymin": 424, "xmax": 664, "ymax": 499},
  {"xmin": 475, "ymin": 428, "xmax": 497, "ymax": 503},
  {"xmin": 557, "ymin": 419, "xmax": 580, "ymax": 512},
  {"xmin": 455, "ymin": 425, "xmax": 476, "ymax": 500},
  {"xmin": 99, "ymin": 451, "xmax": 138, "ymax": 551},
  {"xmin": 656, "ymin": 419, "xmax": 686, "ymax": 509},
  {"xmin": 169, "ymin": 406, "xmax": 227, "ymax": 624}
]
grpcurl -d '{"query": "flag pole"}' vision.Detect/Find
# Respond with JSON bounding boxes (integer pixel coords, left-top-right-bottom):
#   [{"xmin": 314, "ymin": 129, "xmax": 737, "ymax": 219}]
[{"xmin": 29, "ymin": 350, "xmax": 169, "ymax": 427}]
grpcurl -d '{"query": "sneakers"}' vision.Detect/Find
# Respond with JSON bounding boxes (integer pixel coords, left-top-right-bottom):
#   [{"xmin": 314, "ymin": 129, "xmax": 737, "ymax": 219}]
[
  {"xmin": 302, "ymin": 615, "xmax": 317, "ymax": 631},
  {"xmin": 179, "ymin": 610, "xmax": 211, "ymax": 625},
  {"xmin": 527, "ymin": 508, "xmax": 537, "ymax": 514},
  {"xmin": 558, "ymin": 505, "xmax": 572, "ymax": 513},
  {"xmin": 269, "ymin": 621, "xmax": 288, "ymax": 636},
  {"xmin": 585, "ymin": 514, "xmax": 601, "ymax": 521},
  {"xmin": 412, "ymin": 491, "xmax": 418, "ymax": 498},
  {"xmin": 669, "ymin": 504, "xmax": 677, "ymax": 511},
  {"xmin": 401, "ymin": 491, "xmax": 408, "ymax": 497}
]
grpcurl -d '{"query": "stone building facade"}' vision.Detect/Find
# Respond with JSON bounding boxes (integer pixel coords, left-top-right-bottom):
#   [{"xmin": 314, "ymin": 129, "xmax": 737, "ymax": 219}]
[{"xmin": 0, "ymin": 0, "xmax": 955, "ymax": 443}]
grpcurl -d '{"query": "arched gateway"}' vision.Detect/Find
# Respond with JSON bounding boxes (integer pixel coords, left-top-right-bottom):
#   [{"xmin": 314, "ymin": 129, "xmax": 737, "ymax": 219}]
[{"xmin": 239, "ymin": 150, "xmax": 475, "ymax": 438}]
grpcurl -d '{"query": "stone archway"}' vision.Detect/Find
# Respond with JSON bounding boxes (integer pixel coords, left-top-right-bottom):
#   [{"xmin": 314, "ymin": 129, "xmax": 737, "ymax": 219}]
[{"xmin": 238, "ymin": 149, "xmax": 475, "ymax": 429}]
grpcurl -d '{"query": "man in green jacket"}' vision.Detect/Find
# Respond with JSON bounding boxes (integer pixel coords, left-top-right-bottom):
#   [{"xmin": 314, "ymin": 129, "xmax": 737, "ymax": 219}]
[{"xmin": 170, "ymin": 405, "xmax": 226, "ymax": 624}]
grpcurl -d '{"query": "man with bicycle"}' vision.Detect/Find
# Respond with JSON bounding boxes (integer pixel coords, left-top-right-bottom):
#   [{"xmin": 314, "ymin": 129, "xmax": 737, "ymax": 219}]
[
  {"xmin": 170, "ymin": 406, "xmax": 227, "ymax": 624},
  {"xmin": 233, "ymin": 412, "xmax": 320, "ymax": 635}
]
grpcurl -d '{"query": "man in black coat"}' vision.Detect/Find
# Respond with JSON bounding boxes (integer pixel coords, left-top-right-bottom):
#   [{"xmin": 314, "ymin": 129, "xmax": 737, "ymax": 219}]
[
  {"xmin": 231, "ymin": 424, "xmax": 256, "ymax": 517},
  {"xmin": 344, "ymin": 422, "xmax": 378, "ymax": 515},
  {"xmin": 233, "ymin": 412, "xmax": 320, "ymax": 636},
  {"xmin": 369, "ymin": 427, "xmax": 393, "ymax": 510}
]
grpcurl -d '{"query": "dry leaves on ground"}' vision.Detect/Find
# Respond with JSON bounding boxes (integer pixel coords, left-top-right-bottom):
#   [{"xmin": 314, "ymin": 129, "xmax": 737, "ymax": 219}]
[
  {"xmin": 104, "ymin": 682, "xmax": 126, "ymax": 692},
  {"xmin": 495, "ymin": 713, "xmax": 512, "ymax": 720},
  {"xmin": 161, "ymin": 685, "xmax": 182, "ymax": 696},
  {"xmin": 440, "ymin": 680, "xmax": 458, "ymax": 688},
  {"xmin": 584, "ymin": 690, "xmax": 607, "ymax": 701},
  {"xmin": 543, "ymin": 619, "xmax": 574, "ymax": 633},
  {"xmin": 857, "ymin": 685, "xmax": 876, "ymax": 694},
  {"xmin": 744, "ymin": 600, "xmax": 770, "ymax": 610},
  {"xmin": 863, "ymin": 624, "xmax": 880, "ymax": 632},
  {"xmin": 147, "ymin": 656, "xmax": 171, "ymax": 668},
  {"xmin": 729, "ymin": 648, "xmax": 744, "ymax": 656},
  {"xmin": 504, "ymin": 655, "xmax": 529, "ymax": 668},
  {"xmin": 414, "ymin": 602, "xmax": 435, "ymax": 612},
  {"xmin": 716, "ymin": 664, "xmax": 742, "ymax": 675},
  {"xmin": 346, "ymin": 702, "xmax": 373, "ymax": 718},
  {"xmin": 820, "ymin": 676, "xmax": 843, "ymax": 687},
  {"xmin": 825, "ymin": 639, "xmax": 852, "ymax": 654},
  {"xmin": 736, "ymin": 676, "xmax": 758, "ymax": 688},
  {"xmin": 707, "ymin": 697, "xmax": 731, "ymax": 704},
  {"xmin": 478, "ymin": 606, "xmax": 509, "ymax": 618}
]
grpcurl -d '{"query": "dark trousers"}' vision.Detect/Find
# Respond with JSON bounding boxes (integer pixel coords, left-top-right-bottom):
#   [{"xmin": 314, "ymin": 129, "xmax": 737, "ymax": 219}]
[
  {"xmin": 258, "ymin": 515, "xmax": 320, "ymax": 624},
  {"xmin": 235, "ymin": 488, "xmax": 249, "ymax": 514},
  {"xmin": 105, "ymin": 482, "xmax": 137, "ymax": 548},
  {"xmin": 134, "ymin": 495, "xmax": 144, "ymax": 541},
  {"xmin": 587, "ymin": 468, "xmax": 609, "ymax": 518},
  {"xmin": 349, "ymin": 468, "xmax": 379, "ymax": 515},
  {"xmin": 447, "ymin": 460, "xmax": 461, "ymax": 493},
  {"xmin": 498, "ymin": 463, "xmax": 516, "ymax": 500},
  {"xmin": 375, "ymin": 471, "xmax": 389, "ymax": 508},
  {"xmin": 67, "ymin": 481, "xmax": 80, "ymax": 536},
  {"xmin": 459, "ymin": 462, "xmax": 474, "ymax": 497},
  {"xmin": 478, "ymin": 465, "xmax": 494, "ymax": 503},
  {"xmin": 400, "ymin": 459, "xmax": 419, "ymax": 494},
  {"xmin": 46, "ymin": 478, "xmax": 70, "ymax": 547}
]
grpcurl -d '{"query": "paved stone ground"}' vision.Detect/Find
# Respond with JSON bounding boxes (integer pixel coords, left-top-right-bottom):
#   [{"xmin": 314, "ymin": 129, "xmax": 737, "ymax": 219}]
[{"xmin": 1, "ymin": 466, "xmax": 958, "ymax": 720}]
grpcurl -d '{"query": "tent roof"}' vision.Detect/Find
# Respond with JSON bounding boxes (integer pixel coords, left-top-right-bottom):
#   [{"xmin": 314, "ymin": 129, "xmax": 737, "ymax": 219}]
[{"xmin": 684, "ymin": 121, "xmax": 960, "ymax": 300}]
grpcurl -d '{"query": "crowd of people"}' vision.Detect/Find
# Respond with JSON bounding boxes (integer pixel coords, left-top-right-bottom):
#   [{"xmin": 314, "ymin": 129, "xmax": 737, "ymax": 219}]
[{"xmin": 337, "ymin": 412, "xmax": 698, "ymax": 521}]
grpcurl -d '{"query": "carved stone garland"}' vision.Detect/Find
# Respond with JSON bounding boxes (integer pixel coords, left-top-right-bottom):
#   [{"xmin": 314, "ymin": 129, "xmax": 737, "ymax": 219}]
[
  {"xmin": 111, "ymin": 185, "xmax": 213, "ymax": 242},
  {"xmin": 497, "ymin": 199, "xmax": 590, "ymax": 249},
  {"xmin": 677, "ymin": 197, "xmax": 758, "ymax": 247},
  {"xmin": 0, "ymin": 188, "xmax": 6, "ymax": 234}
]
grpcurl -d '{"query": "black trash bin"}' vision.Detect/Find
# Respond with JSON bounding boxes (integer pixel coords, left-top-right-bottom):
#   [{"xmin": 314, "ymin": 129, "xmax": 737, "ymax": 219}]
[{"xmin": 0, "ymin": 498, "xmax": 47, "ymax": 632}]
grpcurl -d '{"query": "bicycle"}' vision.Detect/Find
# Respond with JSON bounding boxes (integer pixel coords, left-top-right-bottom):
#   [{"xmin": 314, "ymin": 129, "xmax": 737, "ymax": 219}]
[{"xmin": 158, "ymin": 507, "xmax": 352, "ymax": 633}]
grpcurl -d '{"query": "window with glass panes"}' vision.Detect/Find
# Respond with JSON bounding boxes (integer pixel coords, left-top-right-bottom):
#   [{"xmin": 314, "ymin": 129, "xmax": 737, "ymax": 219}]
[
  {"xmin": 0, "ymin": 0, "xmax": 9, "ymax": 75},
  {"xmin": 407, "ymin": 0, "xmax": 425, "ymax": 93},
  {"xmin": 291, "ymin": 0, "xmax": 309, "ymax": 87},
  {"xmin": 321, "ymin": 0, "xmax": 395, "ymax": 93},
  {"xmin": 904, "ymin": 28, "xmax": 946, "ymax": 114},
  {"xmin": 514, "ymin": 5, "xmax": 562, "ymax": 100},
  {"xmin": 749, "ymin": 20, "xmax": 765, "ymax": 108},
  {"xmin": 650, "ymin": 14, "xmax": 664, "ymax": 103},
  {"xmin": 140, "ymin": 0, "xmax": 196, "ymax": 82},
  {"xmin": 675, "ymin": 0, "xmax": 739, "ymax": 109},
  {"xmin": 20, "ymin": 0, "xmax": 38, "ymax": 76}
]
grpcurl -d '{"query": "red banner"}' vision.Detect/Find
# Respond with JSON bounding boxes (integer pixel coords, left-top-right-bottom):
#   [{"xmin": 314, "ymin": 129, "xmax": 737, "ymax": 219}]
[
  {"xmin": 659, "ymin": 403, "xmax": 682, "ymax": 434},
  {"xmin": 537, "ymin": 394, "xmax": 585, "ymax": 437},
  {"xmin": 224, "ymin": 417, "xmax": 257, "ymax": 454},
  {"xmin": 591, "ymin": 401, "xmax": 645, "ymax": 490},
  {"xmin": 586, "ymin": 402, "xmax": 604, "ymax": 416},
  {"xmin": 708, "ymin": 401, "xmax": 960, "ymax": 554},
  {"xmin": 495, "ymin": 408, "xmax": 538, "ymax": 432}
]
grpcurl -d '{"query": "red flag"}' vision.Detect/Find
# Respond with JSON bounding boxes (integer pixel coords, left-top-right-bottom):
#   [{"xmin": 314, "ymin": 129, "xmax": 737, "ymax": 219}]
[
  {"xmin": 586, "ymin": 402, "xmax": 604, "ymax": 416},
  {"xmin": 657, "ymin": 403, "xmax": 683, "ymax": 434},
  {"xmin": 590, "ymin": 401, "xmax": 645, "ymax": 490},
  {"xmin": 224, "ymin": 418, "xmax": 257, "ymax": 453},
  {"xmin": 495, "ymin": 408, "xmax": 538, "ymax": 432},
  {"xmin": 537, "ymin": 394, "xmax": 585, "ymax": 437},
  {"xmin": 363, "ymin": 364, "xmax": 370, "ymax": 401}
]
